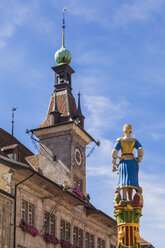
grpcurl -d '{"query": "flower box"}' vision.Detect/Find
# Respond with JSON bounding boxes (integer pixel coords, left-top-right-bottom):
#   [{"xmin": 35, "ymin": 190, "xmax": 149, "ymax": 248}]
[
  {"xmin": 20, "ymin": 219, "xmax": 39, "ymax": 237},
  {"xmin": 43, "ymin": 233, "xmax": 60, "ymax": 245},
  {"xmin": 60, "ymin": 240, "xmax": 80, "ymax": 248},
  {"xmin": 73, "ymin": 188, "xmax": 86, "ymax": 200}
]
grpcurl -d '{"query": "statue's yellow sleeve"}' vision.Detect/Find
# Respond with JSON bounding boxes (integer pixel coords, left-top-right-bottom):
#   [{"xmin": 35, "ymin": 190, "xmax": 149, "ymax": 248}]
[{"xmin": 116, "ymin": 137, "xmax": 123, "ymax": 142}]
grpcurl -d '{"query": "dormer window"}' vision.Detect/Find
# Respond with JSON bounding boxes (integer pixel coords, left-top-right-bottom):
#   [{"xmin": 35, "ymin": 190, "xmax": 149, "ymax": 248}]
[{"xmin": 1, "ymin": 144, "xmax": 20, "ymax": 161}]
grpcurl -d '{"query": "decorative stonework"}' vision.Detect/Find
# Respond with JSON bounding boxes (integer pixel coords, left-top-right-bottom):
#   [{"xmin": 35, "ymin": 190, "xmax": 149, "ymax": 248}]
[{"xmin": 2, "ymin": 172, "xmax": 13, "ymax": 193}]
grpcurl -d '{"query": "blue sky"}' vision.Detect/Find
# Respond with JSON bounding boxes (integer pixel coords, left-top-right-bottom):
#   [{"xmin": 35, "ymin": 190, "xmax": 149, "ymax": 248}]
[{"xmin": 0, "ymin": 0, "xmax": 165, "ymax": 247}]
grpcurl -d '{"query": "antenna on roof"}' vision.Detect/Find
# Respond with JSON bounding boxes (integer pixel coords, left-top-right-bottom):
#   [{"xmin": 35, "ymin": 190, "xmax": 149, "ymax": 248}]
[{"xmin": 11, "ymin": 107, "xmax": 17, "ymax": 136}]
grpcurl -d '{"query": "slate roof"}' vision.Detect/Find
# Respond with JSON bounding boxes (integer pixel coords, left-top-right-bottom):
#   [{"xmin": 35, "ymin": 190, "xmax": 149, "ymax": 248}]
[
  {"xmin": 26, "ymin": 154, "xmax": 39, "ymax": 170},
  {"xmin": 0, "ymin": 128, "xmax": 33, "ymax": 163},
  {"xmin": 140, "ymin": 237, "xmax": 155, "ymax": 247},
  {"xmin": 39, "ymin": 92, "xmax": 77, "ymax": 128}
]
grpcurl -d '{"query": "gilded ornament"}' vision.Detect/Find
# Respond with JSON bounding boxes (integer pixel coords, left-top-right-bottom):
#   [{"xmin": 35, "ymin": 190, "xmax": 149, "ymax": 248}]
[
  {"xmin": 134, "ymin": 231, "xmax": 140, "ymax": 243},
  {"xmin": 118, "ymin": 230, "xmax": 125, "ymax": 243}
]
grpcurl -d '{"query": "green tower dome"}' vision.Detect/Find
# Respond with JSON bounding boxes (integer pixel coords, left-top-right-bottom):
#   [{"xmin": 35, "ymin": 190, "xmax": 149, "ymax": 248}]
[{"xmin": 55, "ymin": 46, "xmax": 72, "ymax": 65}]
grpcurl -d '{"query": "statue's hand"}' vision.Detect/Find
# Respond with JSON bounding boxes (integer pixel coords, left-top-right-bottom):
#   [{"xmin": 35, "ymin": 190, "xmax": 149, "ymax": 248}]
[
  {"xmin": 136, "ymin": 157, "xmax": 141, "ymax": 165},
  {"xmin": 112, "ymin": 164, "xmax": 117, "ymax": 172}
]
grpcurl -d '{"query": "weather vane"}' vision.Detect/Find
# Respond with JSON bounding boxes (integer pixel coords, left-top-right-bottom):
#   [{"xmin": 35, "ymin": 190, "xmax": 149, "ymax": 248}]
[{"xmin": 11, "ymin": 107, "xmax": 17, "ymax": 136}]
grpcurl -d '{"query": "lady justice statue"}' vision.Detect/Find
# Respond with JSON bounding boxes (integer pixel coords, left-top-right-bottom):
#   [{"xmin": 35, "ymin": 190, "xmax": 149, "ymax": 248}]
[
  {"xmin": 112, "ymin": 124, "xmax": 144, "ymax": 248},
  {"xmin": 112, "ymin": 124, "xmax": 144, "ymax": 203}
]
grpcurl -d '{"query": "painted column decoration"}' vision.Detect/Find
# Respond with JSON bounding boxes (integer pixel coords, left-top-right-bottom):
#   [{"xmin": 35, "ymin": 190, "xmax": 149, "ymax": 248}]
[{"xmin": 112, "ymin": 124, "xmax": 144, "ymax": 248}]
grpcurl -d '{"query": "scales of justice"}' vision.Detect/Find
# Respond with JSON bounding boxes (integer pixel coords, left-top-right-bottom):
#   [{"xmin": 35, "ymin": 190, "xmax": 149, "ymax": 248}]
[{"xmin": 112, "ymin": 124, "xmax": 144, "ymax": 248}]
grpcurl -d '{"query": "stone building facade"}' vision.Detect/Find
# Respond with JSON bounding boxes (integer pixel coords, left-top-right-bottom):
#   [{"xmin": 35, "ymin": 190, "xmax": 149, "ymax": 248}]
[{"xmin": 0, "ymin": 143, "xmax": 117, "ymax": 248}]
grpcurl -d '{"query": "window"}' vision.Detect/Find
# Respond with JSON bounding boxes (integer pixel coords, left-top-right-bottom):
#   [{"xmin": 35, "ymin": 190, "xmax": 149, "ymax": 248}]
[
  {"xmin": 44, "ymin": 212, "xmax": 49, "ymax": 234},
  {"xmin": 86, "ymin": 232, "xmax": 90, "ymax": 248},
  {"xmin": 97, "ymin": 238, "xmax": 105, "ymax": 248},
  {"xmin": 60, "ymin": 219, "xmax": 71, "ymax": 242},
  {"xmin": 86, "ymin": 232, "xmax": 95, "ymax": 248},
  {"xmin": 44, "ymin": 211, "xmax": 55, "ymax": 235},
  {"xmin": 73, "ymin": 226, "xmax": 83, "ymax": 248},
  {"xmin": 21, "ymin": 200, "xmax": 28, "ymax": 222},
  {"xmin": 50, "ymin": 215, "xmax": 55, "ymax": 235},
  {"xmin": 28, "ymin": 203, "xmax": 34, "ymax": 225},
  {"xmin": 90, "ymin": 235, "xmax": 94, "ymax": 248},
  {"xmin": 101, "ymin": 240, "xmax": 105, "ymax": 248},
  {"xmin": 21, "ymin": 200, "xmax": 34, "ymax": 225},
  {"xmin": 74, "ymin": 176, "xmax": 83, "ymax": 191}
]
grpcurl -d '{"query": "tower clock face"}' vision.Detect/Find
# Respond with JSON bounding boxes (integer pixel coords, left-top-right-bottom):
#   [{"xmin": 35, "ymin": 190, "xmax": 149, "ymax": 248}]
[{"xmin": 74, "ymin": 148, "xmax": 82, "ymax": 166}]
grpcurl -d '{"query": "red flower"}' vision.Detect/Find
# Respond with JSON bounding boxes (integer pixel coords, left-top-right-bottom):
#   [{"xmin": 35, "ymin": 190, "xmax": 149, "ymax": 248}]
[
  {"xmin": 73, "ymin": 188, "xmax": 86, "ymax": 200},
  {"xmin": 20, "ymin": 219, "xmax": 39, "ymax": 237},
  {"xmin": 43, "ymin": 233, "xmax": 60, "ymax": 245}
]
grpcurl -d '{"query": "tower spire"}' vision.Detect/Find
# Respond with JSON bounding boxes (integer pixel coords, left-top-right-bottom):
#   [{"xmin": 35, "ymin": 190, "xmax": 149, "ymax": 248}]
[
  {"xmin": 76, "ymin": 92, "xmax": 85, "ymax": 129},
  {"xmin": 62, "ymin": 7, "xmax": 66, "ymax": 48},
  {"xmin": 76, "ymin": 92, "xmax": 83, "ymax": 117},
  {"xmin": 55, "ymin": 8, "xmax": 72, "ymax": 65}
]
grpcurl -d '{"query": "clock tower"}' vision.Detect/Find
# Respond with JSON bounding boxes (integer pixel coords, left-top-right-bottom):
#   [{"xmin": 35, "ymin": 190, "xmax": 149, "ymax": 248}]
[{"xmin": 31, "ymin": 9, "xmax": 94, "ymax": 194}]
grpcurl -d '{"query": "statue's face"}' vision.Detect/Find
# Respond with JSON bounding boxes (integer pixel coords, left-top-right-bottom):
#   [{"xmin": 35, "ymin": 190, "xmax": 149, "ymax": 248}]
[{"xmin": 123, "ymin": 124, "xmax": 133, "ymax": 136}]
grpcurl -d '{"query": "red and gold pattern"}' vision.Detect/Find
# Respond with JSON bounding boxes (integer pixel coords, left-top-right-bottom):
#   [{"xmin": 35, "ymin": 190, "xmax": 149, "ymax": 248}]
[
  {"xmin": 117, "ymin": 224, "xmax": 140, "ymax": 247},
  {"xmin": 114, "ymin": 194, "xmax": 142, "ymax": 248}
]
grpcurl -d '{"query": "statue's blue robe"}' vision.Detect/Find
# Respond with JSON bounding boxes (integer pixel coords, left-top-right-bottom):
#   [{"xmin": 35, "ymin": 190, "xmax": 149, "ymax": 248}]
[{"xmin": 115, "ymin": 140, "xmax": 142, "ymax": 188}]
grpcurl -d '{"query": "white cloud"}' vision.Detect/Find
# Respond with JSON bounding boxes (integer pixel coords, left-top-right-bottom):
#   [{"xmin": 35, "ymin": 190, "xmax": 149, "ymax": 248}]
[
  {"xmin": 52, "ymin": 0, "xmax": 165, "ymax": 30},
  {"xmin": 84, "ymin": 95, "xmax": 129, "ymax": 134},
  {"xmin": 0, "ymin": 0, "xmax": 55, "ymax": 50},
  {"xmin": 150, "ymin": 131, "xmax": 165, "ymax": 141},
  {"xmin": 87, "ymin": 165, "xmax": 112, "ymax": 177},
  {"xmin": 59, "ymin": 0, "xmax": 114, "ymax": 30},
  {"xmin": 139, "ymin": 121, "xmax": 165, "ymax": 141},
  {"xmin": 76, "ymin": 50, "xmax": 111, "ymax": 66},
  {"xmin": 69, "ymin": 0, "xmax": 107, "ymax": 25},
  {"xmin": 0, "ymin": 1, "xmax": 34, "ymax": 49},
  {"xmin": 87, "ymin": 138, "xmax": 114, "ymax": 165},
  {"xmin": 112, "ymin": 0, "xmax": 165, "ymax": 26}
]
